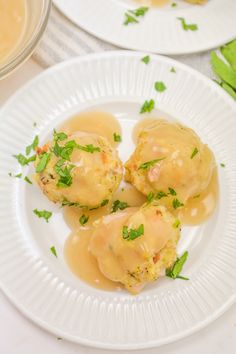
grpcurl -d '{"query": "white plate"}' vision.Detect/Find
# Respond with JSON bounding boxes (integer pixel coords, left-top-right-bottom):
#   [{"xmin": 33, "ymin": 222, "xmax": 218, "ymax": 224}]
[
  {"xmin": 53, "ymin": 0, "xmax": 236, "ymax": 55},
  {"xmin": 0, "ymin": 51, "xmax": 236, "ymax": 350}
]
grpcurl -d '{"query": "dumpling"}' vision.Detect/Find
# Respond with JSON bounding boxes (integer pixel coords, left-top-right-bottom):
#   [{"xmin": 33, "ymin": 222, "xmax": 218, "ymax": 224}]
[
  {"xmin": 89, "ymin": 203, "xmax": 180, "ymax": 294},
  {"xmin": 125, "ymin": 119, "xmax": 215, "ymax": 209},
  {"xmin": 35, "ymin": 131, "xmax": 123, "ymax": 209}
]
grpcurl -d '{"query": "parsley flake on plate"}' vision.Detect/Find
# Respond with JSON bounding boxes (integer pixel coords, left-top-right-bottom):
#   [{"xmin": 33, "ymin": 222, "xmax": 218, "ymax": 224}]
[
  {"xmin": 13, "ymin": 153, "xmax": 36, "ymax": 166},
  {"xmin": 124, "ymin": 13, "xmax": 138, "ymax": 25},
  {"xmin": 25, "ymin": 135, "xmax": 39, "ymax": 156},
  {"xmin": 168, "ymin": 187, "xmax": 177, "ymax": 196},
  {"xmin": 166, "ymin": 251, "xmax": 189, "ymax": 280},
  {"xmin": 24, "ymin": 176, "xmax": 32, "ymax": 184},
  {"xmin": 122, "ymin": 224, "xmax": 144, "ymax": 241},
  {"xmin": 138, "ymin": 157, "xmax": 165, "ymax": 170},
  {"xmin": 177, "ymin": 17, "xmax": 198, "ymax": 31},
  {"xmin": 140, "ymin": 99, "xmax": 155, "ymax": 113},
  {"xmin": 141, "ymin": 55, "xmax": 150, "ymax": 64},
  {"xmin": 170, "ymin": 67, "xmax": 176, "ymax": 73},
  {"xmin": 154, "ymin": 81, "xmax": 167, "ymax": 92},
  {"xmin": 50, "ymin": 246, "xmax": 58, "ymax": 258},
  {"xmin": 220, "ymin": 163, "xmax": 225, "ymax": 167},
  {"xmin": 33, "ymin": 209, "xmax": 52, "ymax": 222},
  {"xmin": 156, "ymin": 191, "xmax": 168, "ymax": 199},
  {"xmin": 172, "ymin": 219, "xmax": 181, "ymax": 229}
]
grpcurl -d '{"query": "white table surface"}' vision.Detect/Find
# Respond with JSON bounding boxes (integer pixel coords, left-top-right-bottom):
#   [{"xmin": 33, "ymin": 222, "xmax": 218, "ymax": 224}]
[{"xmin": 0, "ymin": 58, "xmax": 236, "ymax": 354}]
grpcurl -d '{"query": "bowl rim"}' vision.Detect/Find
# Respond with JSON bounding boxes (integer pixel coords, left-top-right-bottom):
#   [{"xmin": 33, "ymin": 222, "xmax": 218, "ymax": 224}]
[{"xmin": 0, "ymin": 0, "xmax": 52, "ymax": 79}]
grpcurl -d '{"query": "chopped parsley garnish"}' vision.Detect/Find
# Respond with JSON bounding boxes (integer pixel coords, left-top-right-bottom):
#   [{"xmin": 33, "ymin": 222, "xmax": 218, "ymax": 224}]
[
  {"xmin": 79, "ymin": 214, "xmax": 89, "ymax": 226},
  {"xmin": 171, "ymin": 2, "xmax": 177, "ymax": 7},
  {"xmin": 101, "ymin": 199, "xmax": 109, "ymax": 207},
  {"xmin": 154, "ymin": 81, "xmax": 167, "ymax": 92},
  {"xmin": 50, "ymin": 246, "xmax": 57, "ymax": 258},
  {"xmin": 112, "ymin": 200, "xmax": 129, "ymax": 213},
  {"xmin": 33, "ymin": 122, "xmax": 37, "ymax": 127},
  {"xmin": 191, "ymin": 147, "xmax": 199, "ymax": 159},
  {"xmin": 147, "ymin": 191, "xmax": 155, "ymax": 203},
  {"xmin": 141, "ymin": 55, "xmax": 150, "ymax": 64},
  {"xmin": 129, "ymin": 7, "xmax": 149, "ymax": 17},
  {"xmin": 122, "ymin": 224, "xmax": 144, "ymax": 241},
  {"xmin": 172, "ymin": 219, "xmax": 181, "ymax": 229},
  {"xmin": 33, "ymin": 209, "xmax": 52, "ymax": 222},
  {"xmin": 26, "ymin": 135, "xmax": 39, "ymax": 156},
  {"xmin": 177, "ymin": 17, "xmax": 198, "ymax": 31},
  {"xmin": 13, "ymin": 153, "xmax": 36, "ymax": 166},
  {"xmin": 124, "ymin": 13, "xmax": 138, "ymax": 25},
  {"xmin": 77, "ymin": 144, "xmax": 101, "ymax": 153},
  {"xmin": 55, "ymin": 161, "xmax": 74, "ymax": 188},
  {"xmin": 36, "ymin": 152, "xmax": 51, "ymax": 173},
  {"xmin": 53, "ymin": 129, "xmax": 68, "ymax": 142},
  {"xmin": 193, "ymin": 194, "xmax": 200, "ymax": 199},
  {"xmin": 170, "ymin": 67, "xmax": 176, "ymax": 73},
  {"xmin": 9, "ymin": 172, "xmax": 22, "ymax": 178},
  {"xmin": 138, "ymin": 157, "xmax": 165, "ymax": 170},
  {"xmin": 220, "ymin": 163, "xmax": 225, "ymax": 167},
  {"xmin": 168, "ymin": 187, "xmax": 177, "ymax": 196},
  {"xmin": 61, "ymin": 200, "xmax": 86, "ymax": 208},
  {"xmin": 156, "ymin": 191, "xmax": 168, "ymax": 199},
  {"xmin": 140, "ymin": 99, "xmax": 155, "ymax": 113},
  {"xmin": 24, "ymin": 176, "xmax": 32, "ymax": 184},
  {"xmin": 166, "ymin": 251, "xmax": 189, "ymax": 280},
  {"xmin": 113, "ymin": 133, "xmax": 122, "ymax": 142},
  {"xmin": 172, "ymin": 198, "xmax": 184, "ymax": 209}
]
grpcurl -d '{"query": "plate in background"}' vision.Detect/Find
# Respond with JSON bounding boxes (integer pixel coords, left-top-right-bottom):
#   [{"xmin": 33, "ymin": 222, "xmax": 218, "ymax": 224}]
[
  {"xmin": 53, "ymin": 0, "xmax": 236, "ymax": 55},
  {"xmin": 0, "ymin": 51, "xmax": 236, "ymax": 349}
]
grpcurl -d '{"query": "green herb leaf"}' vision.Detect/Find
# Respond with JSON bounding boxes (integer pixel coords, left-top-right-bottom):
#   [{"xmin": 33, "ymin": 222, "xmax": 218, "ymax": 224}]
[
  {"xmin": 147, "ymin": 191, "xmax": 155, "ymax": 203},
  {"xmin": 154, "ymin": 81, "xmax": 167, "ymax": 92},
  {"xmin": 191, "ymin": 147, "xmax": 199, "ymax": 159},
  {"xmin": 211, "ymin": 51, "xmax": 236, "ymax": 90},
  {"xmin": 61, "ymin": 200, "xmax": 86, "ymax": 208},
  {"xmin": 220, "ymin": 163, "xmax": 225, "ymax": 167},
  {"xmin": 26, "ymin": 135, "xmax": 39, "ymax": 156},
  {"xmin": 55, "ymin": 162, "xmax": 74, "ymax": 188},
  {"xmin": 171, "ymin": 2, "xmax": 177, "ymax": 7},
  {"xmin": 170, "ymin": 67, "xmax": 176, "ymax": 73},
  {"xmin": 124, "ymin": 12, "xmax": 139, "ymax": 25},
  {"xmin": 33, "ymin": 122, "xmax": 37, "ymax": 127},
  {"xmin": 177, "ymin": 17, "xmax": 198, "ymax": 31},
  {"xmin": 156, "ymin": 191, "xmax": 168, "ymax": 199},
  {"xmin": 9, "ymin": 173, "xmax": 22, "ymax": 178},
  {"xmin": 140, "ymin": 99, "xmax": 155, "ymax": 113},
  {"xmin": 166, "ymin": 251, "xmax": 189, "ymax": 280},
  {"xmin": 141, "ymin": 55, "xmax": 150, "ymax": 64},
  {"xmin": 220, "ymin": 81, "xmax": 236, "ymax": 100},
  {"xmin": 79, "ymin": 214, "xmax": 89, "ymax": 226},
  {"xmin": 138, "ymin": 157, "xmax": 165, "ymax": 170},
  {"xmin": 50, "ymin": 246, "xmax": 58, "ymax": 257},
  {"xmin": 36, "ymin": 152, "xmax": 51, "ymax": 173},
  {"xmin": 168, "ymin": 187, "xmax": 177, "ymax": 196},
  {"xmin": 112, "ymin": 200, "xmax": 129, "ymax": 213},
  {"xmin": 129, "ymin": 7, "xmax": 149, "ymax": 17},
  {"xmin": 13, "ymin": 153, "xmax": 36, "ymax": 166},
  {"xmin": 172, "ymin": 219, "xmax": 181, "ymax": 229},
  {"xmin": 33, "ymin": 209, "xmax": 52, "ymax": 222},
  {"xmin": 24, "ymin": 176, "xmax": 32, "ymax": 184},
  {"xmin": 113, "ymin": 133, "xmax": 122, "ymax": 142},
  {"xmin": 101, "ymin": 199, "xmax": 109, "ymax": 207},
  {"xmin": 53, "ymin": 129, "xmax": 68, "ymax": 142},
  {"xmin": 122, "ymin": 224, "xmax": 144, "ymax": 241},
  {"xmin": 77, "ymin": 144, "xmax": 101, "ymax": 153},
  {"xmin": 172, "ymin": 198, "xmax": 184, "ymax": 209}
]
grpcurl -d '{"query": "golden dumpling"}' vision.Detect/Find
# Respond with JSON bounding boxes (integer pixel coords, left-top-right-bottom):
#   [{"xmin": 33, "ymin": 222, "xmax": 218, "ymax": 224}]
[
  {"xmin": 125, "ymin": 119, "xmax": 215, "ymax": 209},
  {"xmin": 35, "ymin": 131, "xmax": 123, "ymax": 209},
  {"xmin": 89, "ymin": 203, "xmax": 180, "ymax": 294}
]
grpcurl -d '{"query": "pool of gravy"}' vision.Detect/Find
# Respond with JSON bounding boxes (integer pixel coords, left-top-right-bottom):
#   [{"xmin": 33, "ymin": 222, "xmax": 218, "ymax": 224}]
[
  {"xmin": 60, "ymin": 111, "xmax": 121, "ymax": 148},
  {"xmin": 135, "ymin": 0, "xmax": 170, "ymax": 7},
  {"xmin": 0, "ymin": 0, "xmax": 26, "ymax": 64}
]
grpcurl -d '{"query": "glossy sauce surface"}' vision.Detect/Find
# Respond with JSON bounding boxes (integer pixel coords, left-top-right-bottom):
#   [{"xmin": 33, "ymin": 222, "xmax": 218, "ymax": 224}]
[
  {"xmin": 0, "ymin": 0, "xmax": 26, "ymax": 64},
  {"xmin": 135, "ymin": 0, "xmax": 170, "ymax": 7},
  {"xmin": 60, "ymin": 111, "xmax": 121, "ymax": 148}
]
